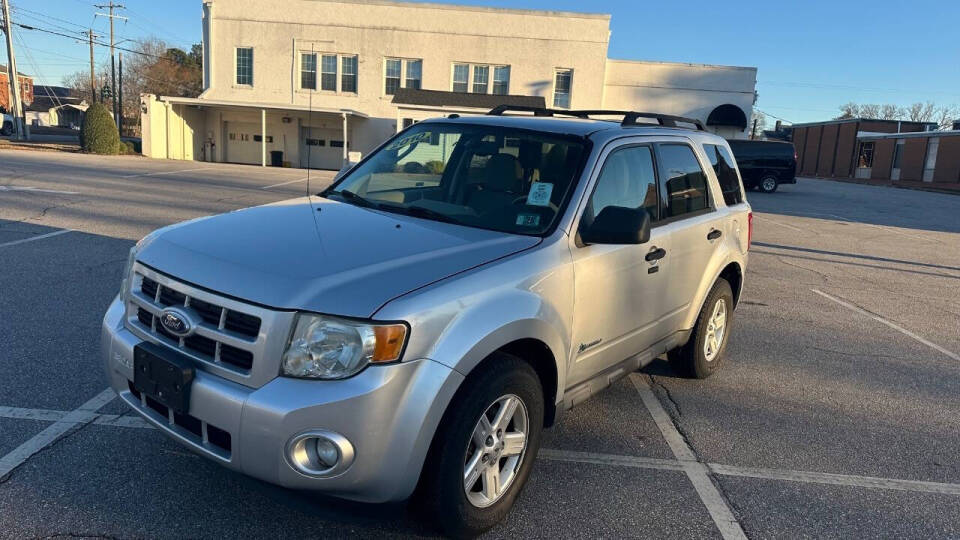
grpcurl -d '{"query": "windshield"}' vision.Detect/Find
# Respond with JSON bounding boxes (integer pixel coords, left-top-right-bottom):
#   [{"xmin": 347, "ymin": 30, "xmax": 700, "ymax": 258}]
[{"xmin": 324, "ymin": 123, "xmax": 589, "ymax": 235}]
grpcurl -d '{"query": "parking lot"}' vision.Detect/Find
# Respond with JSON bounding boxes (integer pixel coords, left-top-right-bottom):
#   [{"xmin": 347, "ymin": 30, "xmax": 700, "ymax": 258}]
[{"xmin": 1, "ymin": 149, "xmax": 959, "ymax": 539}]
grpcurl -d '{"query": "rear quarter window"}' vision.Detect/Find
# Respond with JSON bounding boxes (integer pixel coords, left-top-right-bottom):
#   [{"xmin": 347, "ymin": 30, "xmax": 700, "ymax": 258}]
[
  {"xmin": 703, "ymin": 144, "xmax": 743, "ymax": 206},
  {"xmin": 657, "ymin": 144, "xmax": 711, "ymax": 218}
]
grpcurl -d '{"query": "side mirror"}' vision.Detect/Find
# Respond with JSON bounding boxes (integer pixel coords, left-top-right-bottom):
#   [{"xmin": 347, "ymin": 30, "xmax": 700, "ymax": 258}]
[{"xmin": 580, "ymin": 206, "xmax": 651, "ymax": 245}]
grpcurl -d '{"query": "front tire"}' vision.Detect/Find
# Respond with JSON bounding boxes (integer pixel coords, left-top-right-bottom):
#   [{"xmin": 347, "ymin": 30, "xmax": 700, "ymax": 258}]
[
  {"xmin": 418, "ymin": 352, "xmax": 544, "ymax": 538},
  {"xmin": 669, "ymin": 278, "xmax": 734, "ymax": 379},
  {"xmin": 758, "ymin": 174, "xmax": 778, "ymax": 193}
]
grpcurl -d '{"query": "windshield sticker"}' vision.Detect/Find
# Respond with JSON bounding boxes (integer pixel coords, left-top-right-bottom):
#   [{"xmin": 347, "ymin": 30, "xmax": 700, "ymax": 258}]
[
  {"xmin": 516, "ymin": 213, "xmax": 541, "ymax": 227},
  {"xmin": 526, "ymin": 182, "xmax": 554, "ymax": 207},
  {"xmin": 385, "ymin": 132, "xmax": 432, "ymax": 151}
]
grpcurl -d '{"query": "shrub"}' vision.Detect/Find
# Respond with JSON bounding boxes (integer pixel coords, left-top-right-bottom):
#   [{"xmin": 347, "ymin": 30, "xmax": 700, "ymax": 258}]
[
  {"xmin": 118, "ymin": 140, "xmax": 137, "ymax": 155},
  {"xmin": 80, "ymin": 103, "xmax": 120, "ymax": 154},
  {"xmin": 425, "ymin": 160, "xmax": 445, "ymax": 175}
]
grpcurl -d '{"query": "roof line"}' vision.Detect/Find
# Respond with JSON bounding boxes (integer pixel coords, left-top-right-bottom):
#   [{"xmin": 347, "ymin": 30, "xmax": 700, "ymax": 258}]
[
  {"xmin": 301, "ymin": 0, "xmax": 611, "ymax": 20},
  {"xmin": 606, "ymin": 58, "xmax": 757, "ymax": 71},
  {"xmin": 156, "ymin": 96, "xmax": 369, "ymax": 118}
]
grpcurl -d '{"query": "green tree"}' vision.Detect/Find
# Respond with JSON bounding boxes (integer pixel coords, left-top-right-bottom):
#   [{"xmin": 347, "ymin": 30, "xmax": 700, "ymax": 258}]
[{"xmin": 80, "ymin": 102, "xmax": 120, "ymax": 154}]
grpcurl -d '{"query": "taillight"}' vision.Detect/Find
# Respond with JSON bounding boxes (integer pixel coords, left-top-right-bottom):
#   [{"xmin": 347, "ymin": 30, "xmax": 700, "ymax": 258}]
[{"xmin": 747, "ymin": 212, "xmax": 753, "ymax": 249}]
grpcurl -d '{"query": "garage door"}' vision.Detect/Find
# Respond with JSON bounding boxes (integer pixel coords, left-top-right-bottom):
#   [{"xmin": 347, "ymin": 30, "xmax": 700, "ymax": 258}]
[
  {"xmin": 223, "ymin": 122, "xmax": 273, "ymax": 165},
  {"xmin": 300, "ymin": 127, "xmax": 345, "ymax": 170}
]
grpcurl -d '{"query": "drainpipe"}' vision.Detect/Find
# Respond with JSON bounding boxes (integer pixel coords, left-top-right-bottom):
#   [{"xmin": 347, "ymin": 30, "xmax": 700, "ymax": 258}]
[
  {"xmin": 341, "ymin": 112, "xmax": 348, "ymax": 165},
  {"xmin": 261, "ymin": 108, "xmax": 267, "ymax": 167}
]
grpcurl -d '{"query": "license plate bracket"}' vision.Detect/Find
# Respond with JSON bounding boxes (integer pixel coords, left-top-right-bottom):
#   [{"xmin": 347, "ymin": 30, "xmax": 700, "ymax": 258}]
[{"xmin": 133, "ymin": 342, "xmax": 195, "ymax": 415}]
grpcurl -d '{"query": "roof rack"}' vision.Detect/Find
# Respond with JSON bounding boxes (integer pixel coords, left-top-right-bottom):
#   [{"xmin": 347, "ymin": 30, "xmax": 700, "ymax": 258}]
[{"xmin": 486, "ymin": 105, "xmax": 705, "ymax": 131}]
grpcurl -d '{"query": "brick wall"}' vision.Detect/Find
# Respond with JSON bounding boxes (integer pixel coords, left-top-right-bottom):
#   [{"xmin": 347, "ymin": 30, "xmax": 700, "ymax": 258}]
[
  {"xmin": 900, "ymin": 137, "xmax": 928, "ymax": 181},
  {"xmin": 0, "ymin": 72, "xmax": 34, "ymax": 111},
  {"xmin": 871, "ymin": 138, "xmax": 895, "ymax": 180},
  {"xmin": 933, "ymin": 136, "xmax": 960, "ymax": 183}
]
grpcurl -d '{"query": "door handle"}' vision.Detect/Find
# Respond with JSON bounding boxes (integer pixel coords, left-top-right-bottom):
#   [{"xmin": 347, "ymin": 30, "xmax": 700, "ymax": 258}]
[
  {"xmin": 707, "ymin": 229, "xmax": 722, "ymax": 240},
  {"xmin": 645, "ymin": 247, "xmax": 667, "ymax": 261}
]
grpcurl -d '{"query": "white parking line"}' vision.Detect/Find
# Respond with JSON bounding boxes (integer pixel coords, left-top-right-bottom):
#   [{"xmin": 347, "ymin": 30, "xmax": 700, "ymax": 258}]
[
  {"xmin": 812, "ymin": 288, "xmax": 960, "ymax": 362},
  {"xmin": 540, "ymin": 448, "xmax": 960, "ymax": 497},
  {"xmin": 261, "ymin": 177, "xmax": 308, "ymax": 190},
  {"xmin": 0, "ymin": 389, "xmax": 115, "ymax": 479},
  {"xmin": 5, "ymin": 401, "xmax": 960, "ymax": 497},
  {"xmin": 0, "ymin": 186, "xmax": 81, "ymax": 195},
  {"xmin": 121, "ymin": 167, "xmax": 215, "ymax": 179},
  {"xmin": 630, "ymin": 374, "xmax": 748, "ymax": 540},
  {"xmin": 755, "ymin": 215, "xmax": 806, "ymax": 233},
  {"xmin": 0, "ymin": 229, "xmax": 73, "ymax": 248}
]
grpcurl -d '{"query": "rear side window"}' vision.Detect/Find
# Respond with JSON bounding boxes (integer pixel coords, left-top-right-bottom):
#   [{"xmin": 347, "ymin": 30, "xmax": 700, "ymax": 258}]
[
  {"xmin": 703, "ymin": 144, "xmax": 743, "ymax": 206},
  {"xmin": 657, "ymin": 144, "xmax": 711, "ymax": 218}
]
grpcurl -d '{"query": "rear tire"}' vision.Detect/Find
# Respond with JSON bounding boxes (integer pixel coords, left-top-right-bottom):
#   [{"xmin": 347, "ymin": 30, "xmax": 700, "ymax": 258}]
[
  {"xmin": 758, "ymin": 175, "xmax": 778, "ymax": 193},
  {"xmin": 669, "ymin": 278, "xmax": 734, "ymax": 379},
  {"xmin": 418, "ymin": 352, "xmax": 544, "ymax": 538}
]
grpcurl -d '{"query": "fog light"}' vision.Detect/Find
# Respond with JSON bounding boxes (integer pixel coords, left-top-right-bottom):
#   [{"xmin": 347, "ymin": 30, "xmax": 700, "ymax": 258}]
[
  {"xmin": 285, "ymin": 430, "xmax": 355, "ymax": 477},
  {"xmin": 314, "ymin": 438, "xmax": 339, "ymax": 468}
]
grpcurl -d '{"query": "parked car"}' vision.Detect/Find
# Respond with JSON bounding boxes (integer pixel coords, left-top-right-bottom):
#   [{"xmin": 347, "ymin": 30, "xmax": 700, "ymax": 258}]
[
  {"xmin": 727, "ymin": 139, "xmax": 797, "ymax": 193},
  {"xmin": 102, "ymin": 108, "xmax": 751, "ymax": 537}
]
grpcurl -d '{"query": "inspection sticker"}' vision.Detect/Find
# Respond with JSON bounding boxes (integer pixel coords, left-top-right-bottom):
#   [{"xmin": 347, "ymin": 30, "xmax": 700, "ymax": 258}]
[
  {"xmin": 525, "ymin": 182, "xmax": 554, "ymax": 207},
  {"xmin": 516, "ymin": 213, "xmax": 541, "ymax": 227}
]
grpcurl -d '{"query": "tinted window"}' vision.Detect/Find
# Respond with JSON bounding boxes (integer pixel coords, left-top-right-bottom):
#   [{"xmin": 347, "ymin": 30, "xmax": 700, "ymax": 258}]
[
  {"xmin": 658, "ymin": 144, "xmax": 711, "ymax": 218},
  {"xmin": 703, "ymin": 144, "xmax": 743, "ymax": 206},
  {"xmin": 584, "ymin": 146, "xmax": 658, "ymax": 227}
]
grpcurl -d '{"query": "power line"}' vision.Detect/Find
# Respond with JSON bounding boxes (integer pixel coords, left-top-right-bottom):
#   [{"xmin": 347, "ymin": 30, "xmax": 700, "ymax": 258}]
[{"xmin": 12, "ymin": 21, "xmax": 180, "ymax": 64}]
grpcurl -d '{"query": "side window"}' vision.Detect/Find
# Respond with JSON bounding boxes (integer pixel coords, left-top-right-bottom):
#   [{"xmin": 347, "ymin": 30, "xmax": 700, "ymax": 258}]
[
  {"xmin": 703, "ymin": 144, "xmax": 743, "ymax": 206},
  {"xmin": 584, "ymin": 145, "xmax": 658, "ymax": 227},
  {"xmin": 657, "ymin": 144, "xmax": 711, "ymax": 219}
]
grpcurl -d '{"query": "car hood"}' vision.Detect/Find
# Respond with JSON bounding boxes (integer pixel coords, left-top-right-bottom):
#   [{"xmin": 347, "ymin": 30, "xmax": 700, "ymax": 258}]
[{"xmin": 137, "ymin": 196, "xmax": 539, "ymax": 318}]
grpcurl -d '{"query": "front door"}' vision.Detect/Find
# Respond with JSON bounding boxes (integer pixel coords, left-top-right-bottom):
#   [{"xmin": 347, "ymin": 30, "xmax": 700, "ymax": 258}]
[{"xmin": 569, "ymin": 143, "xmax": 671, "ymax": 387}]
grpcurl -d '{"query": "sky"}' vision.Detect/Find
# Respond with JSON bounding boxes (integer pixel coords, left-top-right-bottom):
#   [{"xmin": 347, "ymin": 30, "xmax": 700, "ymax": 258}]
[{"xmin": 12, "ymin": 0, "xmax": 960, "ymax": 124}]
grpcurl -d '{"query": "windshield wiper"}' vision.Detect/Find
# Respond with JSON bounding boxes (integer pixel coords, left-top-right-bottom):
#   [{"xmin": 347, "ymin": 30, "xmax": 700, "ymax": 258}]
[
  {"xmin": 379, "ymin": 204, "xmax": 465, "ymax": 226},
  {"xmin": 325, "ymin": 189, "xmax": 379, "ymax": 209}
]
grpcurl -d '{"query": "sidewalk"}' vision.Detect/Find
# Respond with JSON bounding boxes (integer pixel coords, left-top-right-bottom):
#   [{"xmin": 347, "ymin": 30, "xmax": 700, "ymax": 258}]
[{"xmin": 803, "ymin": 175, "xmax": 960, "ymax": 195}]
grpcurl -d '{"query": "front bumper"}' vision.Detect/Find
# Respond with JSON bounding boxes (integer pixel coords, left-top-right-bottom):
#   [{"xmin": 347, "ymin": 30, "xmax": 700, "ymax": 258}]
[{"xmin": 101, "ymin": 295, "xmax": 463, "ymax": 502}]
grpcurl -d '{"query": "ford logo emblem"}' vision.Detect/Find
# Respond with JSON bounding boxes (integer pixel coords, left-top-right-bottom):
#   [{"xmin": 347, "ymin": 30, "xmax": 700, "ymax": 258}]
[{"xmin": 159, "ymin": 307, "xmax": 196, "ymax": 337}]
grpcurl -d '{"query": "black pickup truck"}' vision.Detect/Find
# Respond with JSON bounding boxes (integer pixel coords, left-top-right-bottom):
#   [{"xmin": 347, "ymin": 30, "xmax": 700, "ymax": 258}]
[{"xmin": 727, "ymin": 140, "xmax": 797, "ymax": 193}]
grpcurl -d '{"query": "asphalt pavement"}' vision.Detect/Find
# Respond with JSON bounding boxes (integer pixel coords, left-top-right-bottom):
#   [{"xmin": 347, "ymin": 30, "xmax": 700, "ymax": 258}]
[{"xmin": 1, "ymin": 150, "xmax": 958, "ymax": 539}]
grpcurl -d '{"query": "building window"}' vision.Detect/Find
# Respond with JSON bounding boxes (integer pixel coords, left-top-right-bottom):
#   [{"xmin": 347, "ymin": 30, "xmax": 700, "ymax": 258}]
[
  {"xmin": 235, "ymin": 47, "xmax": 253, "ymax": 86},
  {"xmin": 472, "ymin": 65, "xmax": 489, "ymax": 94},
  {"xmin": 341, "ymin": 55, "xmax": 358, "ymax": 93},
  {"xmin": 492, "ymin": 66, "xmax": 510, "ymax": 95},
  {"xmin": 857, "ymin": 141, "xmax": 874, "ymax": 168},
  {"xmin": 402, "ymin": 118, "xmax": 416, "ymax": 129},
  {"xmin": 405, "ymin": 60, "xmax": 422, "ymax": 90},
  {"xmin": 891, "ymin": 139, "xmax": 904, "ymax": 180},
  {"xmin": 330, "ymin": 140, "xmax": 345, "ymax": 148},
  {"xmin": 385, "ymin": 59, "xmax": 402, "ymax": 95},
  {"xmin": 452, "ymin": 64, "xmax": 469, "ymax": 93},
  {"xmin": 300, "ymin": 53, "xmax": 317, "ymax": 90},
  {"xmin": 385, "ymin": 58, "xmax": 421, "ymax": 95},
  {"xmin": 553, "ymin": 69, "xmax": 572, "ymax": 108},
  {"xmin": 923, "ymin": 137, "xmax": 939, "ymax": 182},
  {"xmin": 321, "ymin": 54, "xmax": 338, "ymax": 91}
]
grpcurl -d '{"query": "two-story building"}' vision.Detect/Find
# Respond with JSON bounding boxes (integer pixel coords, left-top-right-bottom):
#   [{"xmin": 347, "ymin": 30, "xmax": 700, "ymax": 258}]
[{"xmin": 141, "ymin": 0, "xmax": 757, "ymax": 170}]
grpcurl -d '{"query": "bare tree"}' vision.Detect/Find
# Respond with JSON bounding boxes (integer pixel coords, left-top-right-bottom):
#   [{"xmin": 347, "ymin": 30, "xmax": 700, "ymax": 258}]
[
  {"xmin": 905, "ymin": 101, "xmax": 937, "ymax": 122},
  {"xmin": 933, "ymin": 104, "xmax": 959, "ymax": 130},
  {"xmin": 879, "ymin": 103, "xmax": 904, "ymax": 120},
  {"xmin": 750, "ymin": 108, "xmax": 766, "ymax": 139}
]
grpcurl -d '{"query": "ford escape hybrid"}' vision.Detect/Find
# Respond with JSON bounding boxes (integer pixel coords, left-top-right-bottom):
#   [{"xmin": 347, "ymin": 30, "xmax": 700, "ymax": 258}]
[{"xmin": 102, "ymin": 107, "xmax": 751, "ymax": 537}]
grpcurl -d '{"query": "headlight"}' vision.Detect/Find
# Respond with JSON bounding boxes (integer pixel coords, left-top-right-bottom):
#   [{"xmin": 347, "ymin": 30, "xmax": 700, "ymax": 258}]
[
  {"xmin": 281, "ymin": 314, "xmax": 408, "ymax": 380},
  {"xmin": 119, "ymin": 244, "xmax": 138, "ymax": 296}
]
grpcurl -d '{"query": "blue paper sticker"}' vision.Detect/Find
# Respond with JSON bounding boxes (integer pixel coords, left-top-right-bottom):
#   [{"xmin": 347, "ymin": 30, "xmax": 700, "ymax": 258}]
[{"xmin": 525, "ymin": 182, "xmax": 554, "ymax": 207}]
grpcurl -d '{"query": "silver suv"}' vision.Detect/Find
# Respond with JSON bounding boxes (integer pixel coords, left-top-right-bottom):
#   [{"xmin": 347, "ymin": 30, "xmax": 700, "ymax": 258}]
[{"xmin": 102, "ymin": 108, "xmax": 751, "ymax": 537}]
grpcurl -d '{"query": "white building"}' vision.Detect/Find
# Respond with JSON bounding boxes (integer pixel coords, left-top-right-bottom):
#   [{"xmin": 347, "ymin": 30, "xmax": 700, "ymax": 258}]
[{"xmin": 141, "ymin": 0, "xmax": 757, "ymax": 170}]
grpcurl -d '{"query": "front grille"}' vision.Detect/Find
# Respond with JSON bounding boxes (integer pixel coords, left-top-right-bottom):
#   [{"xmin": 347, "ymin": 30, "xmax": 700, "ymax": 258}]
[
  {"xmin": 129, "ymin": 274, "xmax": 261, "ymax": 373},
  {"xmin": 128, "ymin": 381, "xmax": 232, "ymax": 455}
]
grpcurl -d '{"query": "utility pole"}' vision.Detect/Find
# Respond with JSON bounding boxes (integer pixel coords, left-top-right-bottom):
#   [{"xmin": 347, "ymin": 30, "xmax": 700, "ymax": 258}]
[
  {"xmin": 83, "ymin": 30, "xmax": 100, "ymax": 103},
  {"xmin": 95, "ymin": 2, "xmax": 126, "ymax": 130},
  {"xmin": 0, "ymin": 0, "xmax": 25, "ymax": 140},
  {"xmin": 118, "ymin": 52, "xmax": 123, "ymax": 135}
]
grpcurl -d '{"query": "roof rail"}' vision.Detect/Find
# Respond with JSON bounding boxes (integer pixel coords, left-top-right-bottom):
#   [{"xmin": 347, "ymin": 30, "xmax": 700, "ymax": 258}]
[{"xmin": 486, "ymin": 106, "xmax": 705, "ymax": 131}]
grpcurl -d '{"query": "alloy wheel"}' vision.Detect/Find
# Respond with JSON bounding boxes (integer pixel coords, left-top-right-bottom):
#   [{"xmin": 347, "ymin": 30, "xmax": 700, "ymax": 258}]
[
  {"xmin": 703, "ymin": 298, "xmax": 727, "ymax": 362},
  {"xmin": 463, "ymin": 394, "xmax": 529, "ymax": 508}
]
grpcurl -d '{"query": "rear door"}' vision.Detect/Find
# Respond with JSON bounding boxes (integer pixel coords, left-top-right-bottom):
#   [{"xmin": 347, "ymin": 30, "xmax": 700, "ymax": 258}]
[{"xmin": 654, "ymin": 142, "xmax": 728, "ymax": 333}]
